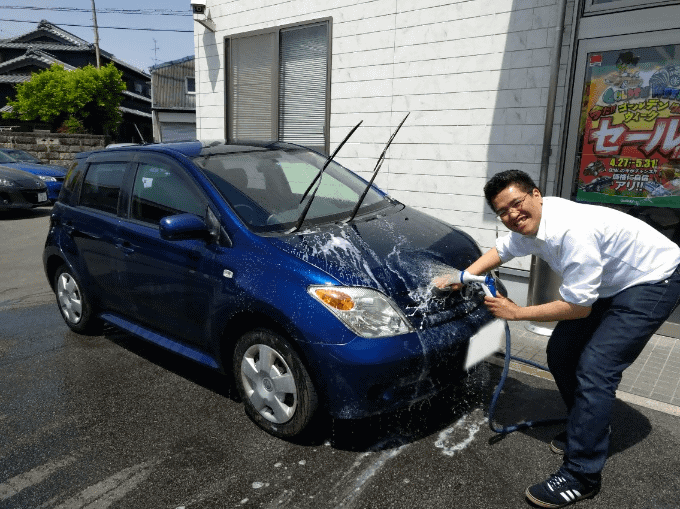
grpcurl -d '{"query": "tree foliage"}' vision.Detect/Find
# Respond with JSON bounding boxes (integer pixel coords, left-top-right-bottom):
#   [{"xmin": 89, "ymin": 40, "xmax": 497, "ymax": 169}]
[{"xmin": 3, "ymin": 63, "xmax": 126, "ymax": 134}]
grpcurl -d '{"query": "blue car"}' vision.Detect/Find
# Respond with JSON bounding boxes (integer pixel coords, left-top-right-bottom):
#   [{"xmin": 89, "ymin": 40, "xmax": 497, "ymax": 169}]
[
  {"xmin": 43, "ymin": 140, "xmax": 503, "ymax": 439},
  {"xmin": 0, "ymin": 149, "xmax": 66, "ymax": 202}
]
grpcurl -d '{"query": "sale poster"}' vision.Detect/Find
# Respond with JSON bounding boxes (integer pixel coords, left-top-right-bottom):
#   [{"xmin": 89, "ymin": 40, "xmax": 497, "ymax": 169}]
[{"xmin": 575, "ymin": 45, "xmax": 680, "ymax": 208}]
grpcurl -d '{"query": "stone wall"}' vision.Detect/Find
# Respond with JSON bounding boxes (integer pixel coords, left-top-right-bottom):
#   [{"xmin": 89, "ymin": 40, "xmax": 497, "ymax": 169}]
[{"xmin": 0, "ymin": 131, "xmax": 109, "ymax": 168}]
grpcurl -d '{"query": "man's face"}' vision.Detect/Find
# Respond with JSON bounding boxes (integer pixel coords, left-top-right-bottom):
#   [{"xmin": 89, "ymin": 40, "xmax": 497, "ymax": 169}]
[{"xmin": 492, "ymin": 185, "xmax": 543, "ymax": 236}]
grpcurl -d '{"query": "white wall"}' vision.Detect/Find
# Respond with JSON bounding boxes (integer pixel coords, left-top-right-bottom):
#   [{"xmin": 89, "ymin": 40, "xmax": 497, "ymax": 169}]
[{"xmin": 194, "ymin": 0, "xmax": 576, "ymax": 273}]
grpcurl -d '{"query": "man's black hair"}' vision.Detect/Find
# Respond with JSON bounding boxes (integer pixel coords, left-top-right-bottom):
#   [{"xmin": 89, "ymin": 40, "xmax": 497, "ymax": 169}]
[{"xmin": 484, "ymin": 170, "xmax": 539, "ymax": 211}]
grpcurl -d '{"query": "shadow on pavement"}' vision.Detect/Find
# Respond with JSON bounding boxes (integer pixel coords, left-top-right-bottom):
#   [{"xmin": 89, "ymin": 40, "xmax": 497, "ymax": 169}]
[
  {"xmin": 0, "ymin": 207, "xmax": 52, "ymax": 221},
  {"xmin": 101, "ymin": 326, "xmax": 652, "ymax": 457}
]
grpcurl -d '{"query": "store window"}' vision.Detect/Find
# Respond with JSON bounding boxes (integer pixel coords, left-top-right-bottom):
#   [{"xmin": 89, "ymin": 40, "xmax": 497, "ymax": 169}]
[{"xmin": 225, "ymin": 20, "xmax": 330, "ymax": 155}]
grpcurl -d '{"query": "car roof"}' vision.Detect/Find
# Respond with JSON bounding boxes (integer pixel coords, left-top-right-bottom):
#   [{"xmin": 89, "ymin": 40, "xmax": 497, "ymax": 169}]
[{"xmin": 82, "ymin": 140, "xmax": 305, "ymax": 160}]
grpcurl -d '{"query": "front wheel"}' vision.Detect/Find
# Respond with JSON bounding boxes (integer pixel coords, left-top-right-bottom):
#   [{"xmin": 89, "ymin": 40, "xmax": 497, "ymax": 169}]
[
  {"xmin": 54, "ymin": 265, "xmax": 102, "ymax": 335},
  {"xmin": 233, "ymin": 330, "xmax": 318, "ymax": 440}
]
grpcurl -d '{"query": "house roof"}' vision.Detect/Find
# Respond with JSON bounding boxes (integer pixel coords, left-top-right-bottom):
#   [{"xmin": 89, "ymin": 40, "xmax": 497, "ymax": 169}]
[
  {"xmin": 0, "ymin": 20, "xmax": 150, "ymax": 78},
  {"xmin": 0, "ymin": 48, "xmax": 77, "ymax": 75},
  {"xmin": 149, "ymin": 55, "xmax": 195, "ymax": 72},
  {"xmin": 0, "ymin": 19, "xmax": 91, "ymax": 48}
]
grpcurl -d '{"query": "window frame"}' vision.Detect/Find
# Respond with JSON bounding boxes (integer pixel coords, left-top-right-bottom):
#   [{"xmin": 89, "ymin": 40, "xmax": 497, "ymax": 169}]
[
  {"xmin": 583, "ymin": 0, "xmax": 680, "ymax": 16},
  {"xmin": 224, "ymin": 17, "xmax": 332, "ymax": 155},
  {"xmin": 185, "ymin": 76, "xmax": 196, "ymax": 95}
]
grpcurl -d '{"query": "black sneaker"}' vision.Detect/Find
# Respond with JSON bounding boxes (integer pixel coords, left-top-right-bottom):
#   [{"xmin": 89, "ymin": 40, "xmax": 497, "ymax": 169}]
[
  {"xmin": 526, "ymin": 470, "xmax": 600, "ymax": 508},
  {"xmin": 550, "ymin": 431, "xmax": 566, "ymax": 455}
]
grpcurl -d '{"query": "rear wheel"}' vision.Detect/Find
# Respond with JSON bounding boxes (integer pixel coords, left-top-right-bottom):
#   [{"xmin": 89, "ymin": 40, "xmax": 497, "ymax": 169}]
[
  {"xmin": 233, "ymin": 329, "xmax": 318, "ymax": 439},
  {"xmin": 54, "ymin": 265, "xmax": 102, "ymax": 335}
]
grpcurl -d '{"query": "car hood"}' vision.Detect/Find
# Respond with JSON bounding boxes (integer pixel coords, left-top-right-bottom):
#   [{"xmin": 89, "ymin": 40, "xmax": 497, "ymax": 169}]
[
  {"xmin": 2, "ymin": 162, "xmax": 66, "ymax": 177},
  {"xmin": 270, "ymin": 205, "xmax": 489, "ymax": 327},
  {"xmin": 0, "ymin": 165, "xmax": 46, "ymax": 188}
]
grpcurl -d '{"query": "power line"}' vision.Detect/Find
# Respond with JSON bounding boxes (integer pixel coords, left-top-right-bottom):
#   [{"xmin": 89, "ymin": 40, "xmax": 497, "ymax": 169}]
[
  {"xmin": 0, "ymin": 6, "xmax": 192, "ymax": 16},
  {"xmin": 0, "ymin": 18, "xmax": 193, "ymax": 33}
]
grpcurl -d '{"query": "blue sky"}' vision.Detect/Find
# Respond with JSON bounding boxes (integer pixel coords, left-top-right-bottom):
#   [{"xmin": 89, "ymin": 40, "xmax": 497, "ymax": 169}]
[{"xmin": 0, "ymin": 1, "xmax": 195, "ymax": 74}]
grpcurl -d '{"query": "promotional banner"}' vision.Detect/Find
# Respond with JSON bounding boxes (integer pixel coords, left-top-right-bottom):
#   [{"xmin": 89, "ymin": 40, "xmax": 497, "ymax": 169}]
[{"xmin": 576, "ymin": 45, "xmax": 680, "ymax": 208}]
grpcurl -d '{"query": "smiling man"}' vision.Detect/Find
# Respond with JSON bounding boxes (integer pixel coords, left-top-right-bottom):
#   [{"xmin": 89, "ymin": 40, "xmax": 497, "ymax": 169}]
[{"xmin": 435, "ymin": 170, "xmax": 680, "ymax": 507}]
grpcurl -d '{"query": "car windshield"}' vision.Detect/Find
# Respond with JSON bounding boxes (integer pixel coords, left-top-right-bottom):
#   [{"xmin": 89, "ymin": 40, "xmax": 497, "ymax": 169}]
[
  {"xmin": 193, "ymin": 147, "xmax": 392, "ymax": 232},
  {"xmin": 0, "ymin": 149, "xmax": 40, "ymax": 163}
]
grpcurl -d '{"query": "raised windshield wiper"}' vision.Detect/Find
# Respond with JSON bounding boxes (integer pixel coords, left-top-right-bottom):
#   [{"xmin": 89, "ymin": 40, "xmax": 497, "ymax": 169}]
[
  {"xmin": 288, "ymin": 120, "xmax": 363, "ymax": 233},
  {"xmin": 343, "ymin": 112, "xmax": 409, "ymax": 224}
]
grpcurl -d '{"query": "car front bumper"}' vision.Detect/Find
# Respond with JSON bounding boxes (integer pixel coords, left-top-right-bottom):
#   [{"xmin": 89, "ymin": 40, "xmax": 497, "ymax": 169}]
[
  {"xmin": 303, "ymin": 304, "xmax": 497, "ymax": 419},
  {"xmin": 0, "ymin": 187, "xmax": 50, "ymax": 209}
]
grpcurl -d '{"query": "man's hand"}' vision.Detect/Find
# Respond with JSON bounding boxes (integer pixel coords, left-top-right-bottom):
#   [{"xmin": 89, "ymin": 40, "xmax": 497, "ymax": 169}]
[
  {"xmin": 484, "ymin": 294, "xmax": 521, "ymax": 320},
  {"xmin": 484, "ymin": 295, "xmax": 592, "ymax": 322},
  {"xmin": 431, "ymin": 274, "xmax": 462, "ymax": 291}
]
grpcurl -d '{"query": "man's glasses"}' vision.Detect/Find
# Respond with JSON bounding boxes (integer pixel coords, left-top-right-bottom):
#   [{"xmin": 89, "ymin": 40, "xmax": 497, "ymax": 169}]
[{"xmin": 495, "ymin": 193, "xmax": 530, "ymax": 219}]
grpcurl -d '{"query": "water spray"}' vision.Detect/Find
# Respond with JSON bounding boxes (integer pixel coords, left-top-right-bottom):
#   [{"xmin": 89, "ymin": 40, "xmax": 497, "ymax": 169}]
[{"xmin": 434, "ymin": 269, "xmax": 566, "ymax": 435}]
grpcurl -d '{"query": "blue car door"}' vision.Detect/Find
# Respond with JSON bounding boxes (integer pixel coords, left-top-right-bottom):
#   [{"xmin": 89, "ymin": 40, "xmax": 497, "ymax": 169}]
[
  {"xmin": 116, "ymin": 153, "xmax": 223, "ymax": 346},
  {"xmin": 64, "ymin": 153, "xmax": 132, "ymax": 314}
]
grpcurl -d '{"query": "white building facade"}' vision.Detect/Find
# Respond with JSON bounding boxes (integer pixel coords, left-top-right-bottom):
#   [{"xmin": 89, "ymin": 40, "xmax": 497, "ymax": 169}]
[{"xmin": 193, "ymin": 0, "xmax": 680, "ymax": 334}]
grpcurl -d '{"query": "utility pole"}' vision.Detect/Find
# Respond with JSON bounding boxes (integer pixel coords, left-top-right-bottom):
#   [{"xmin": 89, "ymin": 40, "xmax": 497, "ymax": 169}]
[{"xmin": 91, "ymin": 0, "xmax": 101, "ymax": 68}]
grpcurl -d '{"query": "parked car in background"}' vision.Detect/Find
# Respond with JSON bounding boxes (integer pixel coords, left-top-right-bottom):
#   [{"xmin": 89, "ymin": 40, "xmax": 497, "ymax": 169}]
[
  {"xmin": 0, "ymin": 165, "xmax": 49, "ymax": 210},
  {"xmin": 0, "ymin": 148, "xmax": 44, "ymax": 165},
  {"xmin": 0, "ymin": 150, "xmax": 66, "ymax": 203},
  {"xmin": 43, "ymin": 140, "xmax": 504, "ymax": 440}
]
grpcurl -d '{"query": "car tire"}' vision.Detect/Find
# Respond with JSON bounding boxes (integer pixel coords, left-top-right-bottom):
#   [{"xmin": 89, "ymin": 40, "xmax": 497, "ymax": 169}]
[
  {"xmin": 233, "ymin": 329, "xmax": 318, "ymax": 440},
  {"xmin": 54, "ymin": 265, "xmax": 102, "ymax": 335}
]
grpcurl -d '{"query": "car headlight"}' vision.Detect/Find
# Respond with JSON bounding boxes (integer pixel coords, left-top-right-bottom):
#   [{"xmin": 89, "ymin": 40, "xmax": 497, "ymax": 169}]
[
  {"xmin": 309, "ymin": 286, "xmax": 415, "ymax": 338},
  {"xmin": 39, "ymin": 175, "xmax": 57, "ymax": 182},
  {"xmin": 0, "ymin": 178, "xmax": 15, "ymax": 187}
]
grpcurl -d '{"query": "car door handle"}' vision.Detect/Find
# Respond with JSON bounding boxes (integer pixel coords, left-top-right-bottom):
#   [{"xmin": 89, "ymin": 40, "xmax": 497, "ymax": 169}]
[
  {"xmin": 115, "ymin": 241, "xmax": 135, "ymax": 255},
  {"xmin": 63, "ymin": 221, "xmax": 75, "ymax": 235}
]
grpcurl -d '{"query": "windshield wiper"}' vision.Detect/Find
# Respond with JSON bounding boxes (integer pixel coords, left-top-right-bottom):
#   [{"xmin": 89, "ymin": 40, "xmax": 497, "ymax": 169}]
[
  {"xmin": 288, "ymin": 120, "xmax": 363, "ymax": 233},
  {"xmin": 343, "ymin": 113, "xmax": 409, "ymax": 224}
]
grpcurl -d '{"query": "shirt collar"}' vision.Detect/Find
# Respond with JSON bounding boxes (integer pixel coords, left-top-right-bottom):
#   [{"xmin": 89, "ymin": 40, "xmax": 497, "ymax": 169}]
[{"xmin": 533, "ymin": 200, "xmax": 547, "ymax": 242}]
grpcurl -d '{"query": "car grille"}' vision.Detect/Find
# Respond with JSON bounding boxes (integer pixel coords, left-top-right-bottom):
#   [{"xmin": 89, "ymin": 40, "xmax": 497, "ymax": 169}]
[{"xmin": 402, "ymin": 284, "xmax": 487, "ymax": 329}]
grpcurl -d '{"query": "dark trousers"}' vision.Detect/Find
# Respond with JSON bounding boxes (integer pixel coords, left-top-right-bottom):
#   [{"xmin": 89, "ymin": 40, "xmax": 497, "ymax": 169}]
[{"xmin": 546, "ymin": 267, "xmax": 680, "ymax": 484}]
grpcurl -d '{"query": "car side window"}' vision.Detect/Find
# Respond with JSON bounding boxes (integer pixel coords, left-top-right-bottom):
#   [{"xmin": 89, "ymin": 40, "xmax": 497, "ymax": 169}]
[
  {"xmin": 79, "ymin": 162, "xmax": 127, "ymax": 214},
  {"xmin": 130, "ymin": 160, "xmax": 206, "ymax": 225}
]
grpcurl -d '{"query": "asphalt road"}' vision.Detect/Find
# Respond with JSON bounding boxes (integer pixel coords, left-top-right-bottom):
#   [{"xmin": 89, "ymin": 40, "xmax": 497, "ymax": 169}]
[{"xmin": 1, "ymin": 209, "xmax": 679, "ymax": 509}]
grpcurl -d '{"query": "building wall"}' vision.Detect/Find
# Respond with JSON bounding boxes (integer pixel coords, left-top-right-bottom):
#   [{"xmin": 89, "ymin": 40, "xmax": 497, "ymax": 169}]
[{"xmin": 194, "ymin": 0, "xmax": 576, "ymax": 273}]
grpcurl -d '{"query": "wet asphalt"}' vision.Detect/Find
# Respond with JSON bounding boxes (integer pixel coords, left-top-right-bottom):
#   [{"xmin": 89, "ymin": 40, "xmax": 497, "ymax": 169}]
[{"xmin": 1, "ymin": 209, "xmax": 679, "ymax": 509}]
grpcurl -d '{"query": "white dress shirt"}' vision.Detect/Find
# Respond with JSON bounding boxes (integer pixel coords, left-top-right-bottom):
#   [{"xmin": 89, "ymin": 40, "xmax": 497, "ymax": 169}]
[{"xmin": 496, "ymin": 197, "xmax": 680, "ymax": 306}]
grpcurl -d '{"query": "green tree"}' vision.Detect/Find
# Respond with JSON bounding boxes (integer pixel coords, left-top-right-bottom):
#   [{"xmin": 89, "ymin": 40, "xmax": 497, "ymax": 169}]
[{"xmin": 3, "ymin": 62, "xmax": 126, "ymax": 135}]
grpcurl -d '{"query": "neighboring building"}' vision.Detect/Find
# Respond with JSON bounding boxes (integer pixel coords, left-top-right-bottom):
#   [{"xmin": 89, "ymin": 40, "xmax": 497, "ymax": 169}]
[
  {"xmin": 193, "ymin": 1, "xmax": 680, "ymax": 337},
  {"xmin": 150, "ymin": 55, "xmax": 196, "ymax": 142},
  {"xmin": 0, "ymin": 20, "xmax": 152, "ymax": 142}
]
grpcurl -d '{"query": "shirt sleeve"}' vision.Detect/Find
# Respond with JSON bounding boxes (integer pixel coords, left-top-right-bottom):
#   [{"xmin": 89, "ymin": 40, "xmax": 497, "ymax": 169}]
[
  {"xmin": 496, "ymin": 232, "xmax": 532, "ymax": 263},
  {"xmin": 558, "ymin": 229, "xmax": 602, "ymax": 306}
]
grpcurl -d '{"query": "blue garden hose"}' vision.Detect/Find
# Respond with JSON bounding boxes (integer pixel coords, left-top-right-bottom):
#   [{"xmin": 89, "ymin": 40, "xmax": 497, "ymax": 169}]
[
  {"xmin": 487, "ymin": 321, "xmax": 567, "ymax": 434},
  {"xmin": 456, "ymin": 271, "xmax": 568, "ymax": 434}
]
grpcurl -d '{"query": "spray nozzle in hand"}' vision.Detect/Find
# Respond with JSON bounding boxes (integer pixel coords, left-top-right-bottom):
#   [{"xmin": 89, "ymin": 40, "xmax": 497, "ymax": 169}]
[{"xmin": 431, "ymin": 270, "xmax": 497, "ymax": 297}]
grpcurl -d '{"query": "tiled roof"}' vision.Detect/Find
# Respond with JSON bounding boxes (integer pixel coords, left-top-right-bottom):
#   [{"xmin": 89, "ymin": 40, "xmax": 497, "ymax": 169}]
[
  {"xmin": 0, "ymin": 75, "xmax": 30, "ymax": 83},
  {"xmin": 0, "ymin": 20, "xmax": 150, "ymax": 78},
  {"xmin": 0, "ymin": 20, "xmax": 90, "ymax": 47},
  {"xmin": 119, "ymin": 106, "xmax": 152, "ymax": 118},
  {"xmin": 0, "ymin": 49, "xmax": 76, "ymax": 74}
]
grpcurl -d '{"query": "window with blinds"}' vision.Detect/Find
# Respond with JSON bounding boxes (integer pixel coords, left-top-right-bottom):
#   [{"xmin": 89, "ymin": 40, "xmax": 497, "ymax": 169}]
[{"xmin": 226, "ymin": 20, "xmax": 330, "ymax": 154}]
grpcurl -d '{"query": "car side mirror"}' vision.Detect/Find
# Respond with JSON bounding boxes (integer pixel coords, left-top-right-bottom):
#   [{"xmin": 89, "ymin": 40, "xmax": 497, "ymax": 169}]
[{"xmin": 159, "ymin": 213, "xmax": 211, "ymax": 241}]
